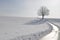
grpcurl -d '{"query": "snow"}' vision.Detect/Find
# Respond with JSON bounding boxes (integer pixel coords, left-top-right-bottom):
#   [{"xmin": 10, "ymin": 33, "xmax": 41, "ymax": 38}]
[
  {"xmin": 40, "ymin": 22, "xmax": 59, "ymax": 40},
  {"xmin": 0, "ymin": 16, "xmax": 52, "ymax": 40}
]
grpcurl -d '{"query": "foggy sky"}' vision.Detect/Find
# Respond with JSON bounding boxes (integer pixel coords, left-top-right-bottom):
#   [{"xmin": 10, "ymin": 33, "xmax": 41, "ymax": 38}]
[{"xmin": 0, "ymin": 0, "xmax": 60, "ymax": 18}]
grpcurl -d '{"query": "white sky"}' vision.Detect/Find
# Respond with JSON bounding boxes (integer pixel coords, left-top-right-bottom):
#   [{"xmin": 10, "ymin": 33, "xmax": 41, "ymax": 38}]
[{"xmin": 0, "ymin": 0, "xmax": 60, "ymax": 18}]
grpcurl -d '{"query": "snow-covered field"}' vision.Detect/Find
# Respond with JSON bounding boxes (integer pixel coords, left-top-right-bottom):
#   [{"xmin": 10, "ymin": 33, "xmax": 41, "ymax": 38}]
[
  {"xmin": 0, "ymin": 16, "xmax": 53, "ymax": 40},
  {"xmin": 48, "ymin": 18, "xmax": 60, "ymax": 26},
  {"xmin": 0, "ymin": 16, "xmax": 60, "ymax": 40}
]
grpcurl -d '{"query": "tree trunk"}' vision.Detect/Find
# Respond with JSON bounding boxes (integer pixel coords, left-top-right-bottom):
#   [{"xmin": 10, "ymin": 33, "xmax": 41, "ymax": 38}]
[{"xmin": 42, "ymin": 15, "xmax": 44, "ymax": 20}]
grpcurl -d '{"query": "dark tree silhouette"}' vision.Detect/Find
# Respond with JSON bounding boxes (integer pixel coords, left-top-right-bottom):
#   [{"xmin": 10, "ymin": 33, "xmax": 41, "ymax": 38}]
[{"xmin": 38, "ymin": 6, "xmax": 49, "ymax": 20}]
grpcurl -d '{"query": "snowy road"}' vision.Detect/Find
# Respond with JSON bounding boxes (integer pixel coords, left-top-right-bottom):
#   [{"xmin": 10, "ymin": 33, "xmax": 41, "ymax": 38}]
[{"xmin": 40, "ymin": 22, "xmax": 59, "ymax": 40}]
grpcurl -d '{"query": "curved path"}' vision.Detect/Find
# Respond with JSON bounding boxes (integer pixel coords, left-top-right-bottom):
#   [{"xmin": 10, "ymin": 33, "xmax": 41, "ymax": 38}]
[{"xmin": 40, "ymin": 21, "xmax": 59, "ymax": 40}]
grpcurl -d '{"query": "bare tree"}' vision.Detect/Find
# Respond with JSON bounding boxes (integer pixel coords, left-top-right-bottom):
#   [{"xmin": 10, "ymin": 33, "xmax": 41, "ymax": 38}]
[{"xmin": 38, "ymin": 6, "xmax": 49, "ymax": 20}]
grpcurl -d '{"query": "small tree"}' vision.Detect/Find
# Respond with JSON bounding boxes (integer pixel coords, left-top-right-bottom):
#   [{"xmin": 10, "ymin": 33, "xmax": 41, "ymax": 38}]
[{"xmin": 38, "ymin": 6, "xmax": 49, "ymax": 20}]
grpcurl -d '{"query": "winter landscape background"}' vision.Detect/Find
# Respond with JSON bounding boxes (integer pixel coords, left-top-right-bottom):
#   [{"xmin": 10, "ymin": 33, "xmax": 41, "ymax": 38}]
[{"xmin": 0, "ymin": 0, "xmax": 60, "ymax": 40}]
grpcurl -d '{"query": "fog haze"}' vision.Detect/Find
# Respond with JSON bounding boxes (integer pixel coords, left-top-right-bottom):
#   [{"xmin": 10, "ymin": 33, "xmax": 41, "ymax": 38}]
[{"xmin": 0, "ymin": 0, "xmax": 60, "ymax": 18}]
